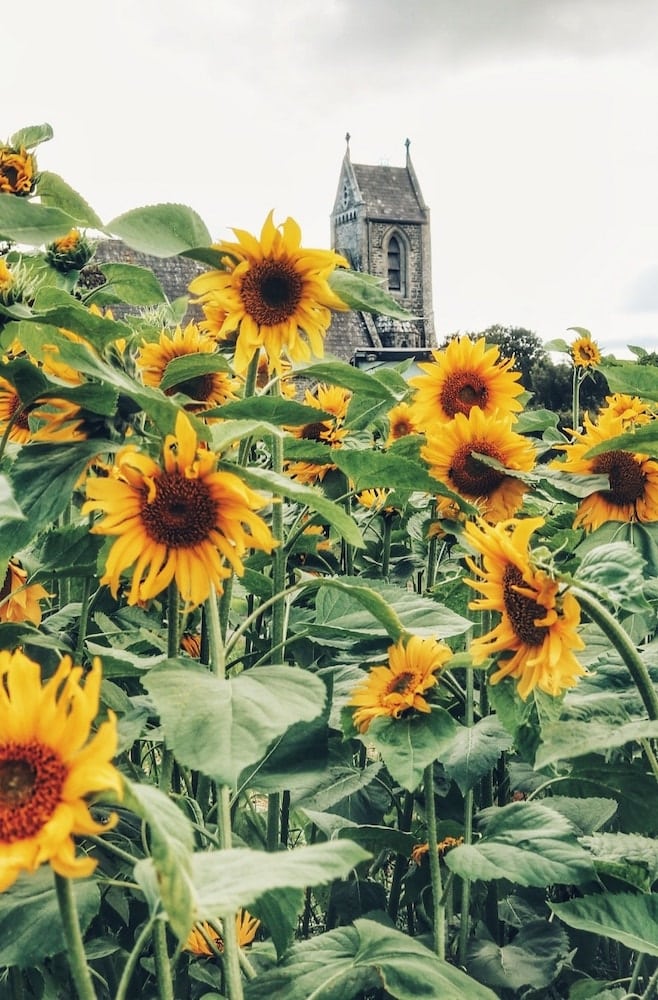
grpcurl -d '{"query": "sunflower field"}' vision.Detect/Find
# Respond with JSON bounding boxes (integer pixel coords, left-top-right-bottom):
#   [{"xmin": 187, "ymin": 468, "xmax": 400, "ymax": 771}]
[{"xmin": 1, "ymin": 123, "xmax": 658, "ymax": 1000}]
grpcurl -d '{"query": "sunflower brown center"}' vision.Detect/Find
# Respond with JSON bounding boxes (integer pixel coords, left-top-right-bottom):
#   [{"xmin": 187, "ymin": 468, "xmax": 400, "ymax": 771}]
[
  {"xmin": 386, "ymin": 671, "xmax": 415, "ymax": 696},
  {"xmin": 503, "ymin": 565, "xmax": 547, "ymax": 646},
  {"xmin": 593, "ymin": 450, "xmax": 646, "ymax": 506},
  {"xmin": 240, "ymin": 260, "xmax": 303, "ymax": 326},
  {"xmin": 0, "ymin": 742, "xmax": 67, "ymax": 843},
  {"xmin": 391, "ymin": 418, "xmax": 413, "ymax": 439},
  {"xmin": 440, "ymin": 372, "xmax": 489, "ymax": 417},
  {"xmin": 300, "ymin": 420, "xmax": 330, "ymax": 442},
  {"xmin": 167, "ymin": 374, "xmax": 216, "ymax": 403},
  {"xmin": 141, "ymin": 473, "xmax": 218, "ymax": 548},
  {"xmin": 449, "ymin": 441, "xmax": 505, "ymax": 497}
]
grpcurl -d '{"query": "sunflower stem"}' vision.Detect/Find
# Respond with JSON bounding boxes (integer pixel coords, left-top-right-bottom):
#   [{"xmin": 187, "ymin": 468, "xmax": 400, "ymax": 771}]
[
  {"xmin": 151, "ymin": 918, "xmax": 174, "ymax": 1000},
  {"xmin": 115, "ymin": 914, "xmax": 156, "ymax": 1000},
  {"xmin": 381, "ymin": 512, "xmax": 393, "ymax": 580},
  {"xmin": 8, "ymin": 967, "xmax": 25, "ymax": 1000},
  {"xmin": 387, "ymin": 790, "xmax": 414, "ymax": 923},
  {"xmin": 425, "ymin": 500, "xmax": 439, "ymax": 591},
  {"xmin": 571, "ymin": 586, "xmax": 658, "ymax": 721},
  {"xmin": 158, "ymin": 583, "xmax": 181, "ymax": 793},
  {"xmin": 571, "ymin": 364, "xmax": 580, "ymax": 435},
  {"xmin": 458, "ymin": 661, "xmax": 476, "ymax": 966},
  {"xmin": 53, "ymin": 873, "xmax": 97, "ymax": 1000},
  {"xmin": 206, "ymin": 587, "xmax": 244, "ymax": 999},
  {"xmin": 73, "ymin": 576, "xmax": 93, "ymax": 664},
  {"xmin": 423, "ymin": 764, "xmax": 445, "ymax": 959}
]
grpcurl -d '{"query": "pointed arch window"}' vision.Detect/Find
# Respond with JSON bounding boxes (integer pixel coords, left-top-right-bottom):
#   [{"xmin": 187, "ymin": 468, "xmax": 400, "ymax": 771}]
[{"xmin": 386, "ymin": 232, "xmax": 407, "ymax": 296}]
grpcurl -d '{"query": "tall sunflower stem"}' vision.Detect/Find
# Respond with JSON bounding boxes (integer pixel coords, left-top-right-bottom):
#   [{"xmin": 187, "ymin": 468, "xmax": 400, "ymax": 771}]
[
  {"xmin": 73, "ymin": 576, "xmax": 93, "ymax": 664},
  {"xmin": 571, "ymin": 364, "xmax": 581, "ymax": 435},
  {"xmin": 425, "ymin": 500, "xmax": 439, "ymax": 591},
  {"xmin": 115, "ymin": 915, "xmax": 156, "ymax": 1000},
  {"xmin": 381, "ymin": 513, "xmax": 393, "ymax": 580},
  {"xmin": 424, "ymin": 764, "xmax": 445, "ymax": 960},
  {"xmin": 159, "ymin": 583, "xmax": 181, "ymax": 793},
  {"xmin": 54, "ymin": 873, "xmax": 97, "ymax": 1000},
  {"xmin": 152, "ymin": 918, "xmax": 174, "ymax": 1000},
  {"xmin": 571, "ymin": 586, "xmax": 658, "ymax": 721},
  {"xmin": 206, "ymin": 589, "xmax": 244, "ymax": 998},
  {"xmin": 458, "ymin": 661, "xmax": 476, "ymax": 966}
]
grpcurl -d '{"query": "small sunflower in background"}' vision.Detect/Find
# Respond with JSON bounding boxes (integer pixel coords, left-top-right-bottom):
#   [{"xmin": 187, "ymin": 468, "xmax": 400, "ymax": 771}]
[
  {"xmin": 0, "ymin": 651, "xmax": 121, "ymax": 892},
  {"xmin": 386, "ymin": 401, "xmax": 418, "ymax": 445},
  {"xmin": 421, "ymin": 406, "xmax": 535, "ymax": 523},
  {"xmin": 185, "ymin": 909, "xmax": 260, "ymax": 958},
  {"xmin": 596, "ymin": 392, "xmax": 654, "ymax": 432},
  {"xmin": 46, "ymin": 229, "xmax": 94, "ymax": 273},
  {"xmin": 553, "ymin": 411, "xmax": 658, "ymax": 531},
  {"xmin": 137, "ymin": 322, "xmax": 238, "ymax": 414},
  {"xmin": 83, "ymin": 411, "xmax": 275, "ymax": 608},
  {"xmin": 464, "ymin": 516, "xmax": 586, "ymax": 700},
  {"xmin": 409, "ymin": 335, "xmax": 524, "ymax": 427},
  {"xmin": 569, "ymin": 330, "xmax": 601, "ymax": 369},
  {"xmin": 348, "ymin": 635, "xmax": 452, "ymax": 734},
  {"xmin": 285, "ymin": 383, "xmax": 351, "ymax": 485},
  {"xmin": 0, "ymin": 560, "xmax": 50, "ymax": 625},
  {"xmin": 189, "ymin": 211, "xmax": 348, "ymax": 373}
]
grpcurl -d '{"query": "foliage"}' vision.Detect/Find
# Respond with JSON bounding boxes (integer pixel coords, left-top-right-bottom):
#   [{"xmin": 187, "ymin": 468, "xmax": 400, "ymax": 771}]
[{"xmin": 0, "ymin": 124, "xmax": 657, "ymax": 1000}]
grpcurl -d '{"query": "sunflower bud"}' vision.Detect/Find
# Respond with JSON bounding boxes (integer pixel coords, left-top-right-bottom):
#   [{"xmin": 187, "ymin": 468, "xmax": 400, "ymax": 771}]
[{"xmin": 46, "ymin": 229, "xmax": 94, "ymax": 273}]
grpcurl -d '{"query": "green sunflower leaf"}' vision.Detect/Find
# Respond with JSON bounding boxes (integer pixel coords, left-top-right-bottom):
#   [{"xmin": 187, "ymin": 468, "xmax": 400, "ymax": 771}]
[
  {"xmin": 0, "ymin": 193, "xmax": 79, "ymax": 245},
  {"xmin": 243, "ymin": 916, "xmax": 498, "ymax": 1000},
  {"xmin": 574, "ymin": 541, "xmax": 651, "ymax": 611},
  {"xmin": 442, "ymin": 715, "xmax": 514, "ymax": 795},
  {"xmin": 141, "ymin": 662, "xmax": 327, "ymax": 788},
  {"xmin": 157, "ymin": 351, "xmax": 233, "ymax": 392},
  {"xmin": 329, "ymin": 268, "xmax": 414, "ymax": 321},
  {"xmin": 9, "ymin": 123, "xmax": 54, "ymax": 149},
  {"xmin": 598, "ymin": 358, "xmax": 658, "ymax": 405},
  {"xmin": 88, "ymin": 261, "xmax": 167, "ymax": 307},
  {"xmin": 300, "ymin": 358, "xmax": 398, "ymax": 399},
  {"xmin": 365, "ymin": 708, "xmax": 459, "ymax": 792},
  {"xmin": 550, "ymin": 892, "xmax": 658, "ymax": 956},
  {"xmin": 211, "ymin": 396, "xmax": 332, "ymax": 425},
  {"xmin": 0, "ymin": 867, "xmax": 100, "ymax": 968},
  {"xmin": 535, "ymin": 719, "xmax": 658, "ymax": 768},
  {"xmin": 36, "ymin": 170, "xmax": 103, "ymax": 229},
  {"xmin": 123, "ymin": 778, "xmax": 196, "ymax": 941},
  {"xmin": 445, "ymin": 801, "xmax": 595, "ymax": 887},
  {"xmin": 467, "ymin": 918, "xmax": 570, "ymax": 992},
  {"xmin": 332, "ymin": 448, "xmax": 473, "ymax": 508},
  {"xmin": 105, "ymin": 203, "xmax": 213, "ymax": 257}
]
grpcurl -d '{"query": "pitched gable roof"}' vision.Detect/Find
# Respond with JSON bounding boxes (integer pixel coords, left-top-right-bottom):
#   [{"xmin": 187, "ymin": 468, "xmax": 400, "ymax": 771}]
[{"xmin": 351, "ymin": 163, "xmax": 426, "ymax": 222}]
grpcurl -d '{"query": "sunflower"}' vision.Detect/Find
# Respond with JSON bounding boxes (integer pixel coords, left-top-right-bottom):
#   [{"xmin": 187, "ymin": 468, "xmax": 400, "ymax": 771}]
[
  {"xmin": 285, "ymin": 383, "xmax": 351, "ymax": 485},
  {"xmin": 83, "ymin": 411, "xmax": 276, "ymax": 608},
  {"xmin": 570, "ymin": 332, "xmax": 601, "ymax": 369},
  {"xmin": 411, "ymin": 837, "xmax": 463, "ymax": 865},
  {"xmin": 137, "ymin": 323, "xmax": 238, "ymax": 413},
  {"xmin": 421, "ymin": 406, "xmax": 535, "ymax": 523},
  {"xmin": 597, "ymin": 393, "xmax": 654, "ymax": 432},
  {"xmin": 180, "ymin": 632, "xmax": 202, "ymax": 658},
  {"xmin": 464, "ymin": 516, "xmax": 586, "ymax": 699},
  {"xmin": 46, "ymin": 229, "xmax": 94, "ymax": 274},
  {"xmin": 0, "ymin": 145, "xmax": 36, "ymax": 196},
  {"xmin": 40, "ymin": 328, "xmax": 87, "ymax": 384},
  {"xmin": 0, "ymin": 560, "xmax": 50, "ymax": 625},
  {"xmin": 189, "ymin": 211, "xmax": 349, "ymax": 372},
  {"xmin": 552, "ymin": 412, "xmax": 658, "ymax": 531},
  {"xmin": 409, "ymin": 336, "xmax": 524, "ymax": 426},
  {"xmin": 348, "ymin": 635, "xmax": 452, "ymax": 734},
  {"xmin": 0, "ymin": 650, "xmax": 121, "ymax": 892},
  {"xmin": 255, "ymin": 349, "xmax": 296, "ymax": 398},
  {"xmin": 386, "ymin": 401, "xmax": 418, "ymax": 445},
  {"xmin": 185, "ymin": 909, "xmax": 261, "ymax": 957},
  {"xmin": 356, "ymin": 488, "xmax": 394, "ymax": 512},
  {"xmin": 0, "ymin": 378, "xmax": 32, "ymax": 444},
  {"xmin": 31, "ymin": 398, "xmax": 89, "ymax": 443}
]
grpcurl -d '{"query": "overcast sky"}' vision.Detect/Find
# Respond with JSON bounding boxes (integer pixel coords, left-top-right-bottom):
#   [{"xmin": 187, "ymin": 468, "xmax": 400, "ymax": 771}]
[{"xmin": 8, "ymin": 0, "xmax": 658, "ymax": 356}]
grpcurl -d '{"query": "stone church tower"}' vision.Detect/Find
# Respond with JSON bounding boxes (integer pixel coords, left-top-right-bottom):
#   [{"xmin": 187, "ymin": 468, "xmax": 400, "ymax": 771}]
[{"xmin": 325, "ymin": 136, "xmax": 436, "ymax": 359}]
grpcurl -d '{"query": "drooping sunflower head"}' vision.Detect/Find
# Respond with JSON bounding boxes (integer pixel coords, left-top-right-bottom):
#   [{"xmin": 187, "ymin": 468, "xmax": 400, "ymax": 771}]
[
  {"xmin": 286, "ymin": 383, "xmax": 351, "ymax": 485},
  {"xmin": 0, "ymin": 651, "xmax": 122, "ymax": 892},
  {"xmin": 137, "ymin": 323, "xmax": 238, "ymax": 414},
  {"xmin": 552, "ymin": 412, "xmax": 658, "ymax": 531},
  {"xmin": 189, "ymin": 211, "xmax": 349, "ymax": 373},
  {"xmin": 464, "ymin": 516, "xmax": 586, "ymax": 699},
  {"xmin": 83, "ymin": 411, "xmax": 276, "ymax": 608},
  {"xmin": 409, "ymin": 336, "xmax": 524, "ymax": 427},
  {"xmin": 386, "ymin": 401, "xmax": 418, "ymax": 445},
  {"xmin": 0, "ymin": 377, "xmax": 32, "ymax": 444},
  {"xmin": 421, "ymin": 406, "xmax": 536, "ymax": 523},
  {"xmin": 0, "ymin": 145, "xmax": 36, "ymax": 196},
  {"xmin": 0, "ymin": 560, "xmax": 50, "ymax": 625},
  {"xmin": 348, "ymin": 634, "xmax": 452, "ymax": 734},
  {"xmin": 569, "ymin": 332, "xmax": 601, "ymax": 369}
]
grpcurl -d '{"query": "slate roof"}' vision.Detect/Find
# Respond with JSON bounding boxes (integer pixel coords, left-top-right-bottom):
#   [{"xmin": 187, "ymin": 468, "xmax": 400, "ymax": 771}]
[{"xmin": 352, "ymin": 164, "xmax": 426, "ymax": 222}]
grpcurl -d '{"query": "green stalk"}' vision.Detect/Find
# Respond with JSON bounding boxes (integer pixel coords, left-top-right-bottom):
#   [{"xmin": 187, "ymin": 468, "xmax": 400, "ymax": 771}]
[
  {"xmin": 458, "ymin": 661, "xmax": 475, "ymax": 966},
  {"xmin": 424, "ymin": 764, "xmax": 445, "ymax": 959},
  {"xmin": 205, "ymin": 587, "xmax": 244, "ymax": 1000},
  {"xmin": 54, "ymin": 873, "xmax": 97, "ymax": 1000},
  {"xmin": 571, "ymin": 364, "xmax": 580, "ymax": 435},
  {"xmin": 387, "ymin": 791, "xmax": 414, "ymax": 923},
  {"xmin": 74, "ymin": 577, "xmax": 93, "ymax": 664},
  {"xmin": 8, "ymin": 966, "xmax": 25, "ymax": 1000},
  {"xmin": 159, "ymin": 583, "xmax": 181, "ymax": 792},
  {"xmin": 152, "ymin": 919, "xmax": 174, "ymax": 1000},
  {"xmin": 381, "ymin": 512, "xmax": 393, "ymax": 580},
  {"xmin": 641, "ymin": 962, "xmax": 658, "ymax": 1000},
  {"xmin": 115, "ymin": 915, "xmax": 156, "ymax": 1000},
  {"xmin": 572, "ymin": 586, "xmax": 658, "ymax": 721}
]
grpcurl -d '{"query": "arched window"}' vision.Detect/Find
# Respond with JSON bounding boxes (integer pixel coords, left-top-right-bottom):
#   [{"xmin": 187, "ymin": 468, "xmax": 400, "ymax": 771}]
[{"xmin": 386, "ymin": 231, "xmax": 407, "ymax": 295}]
